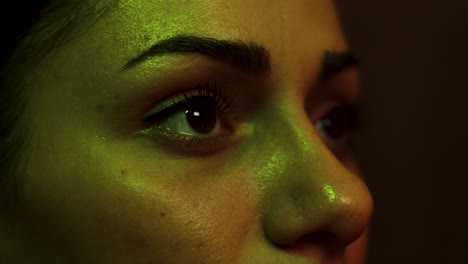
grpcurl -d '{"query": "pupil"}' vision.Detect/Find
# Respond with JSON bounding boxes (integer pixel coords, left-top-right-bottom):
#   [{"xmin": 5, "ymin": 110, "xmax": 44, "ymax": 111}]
[{"xmin": 185, "ymin": 105, "xmax": 217, "ymax": 134}]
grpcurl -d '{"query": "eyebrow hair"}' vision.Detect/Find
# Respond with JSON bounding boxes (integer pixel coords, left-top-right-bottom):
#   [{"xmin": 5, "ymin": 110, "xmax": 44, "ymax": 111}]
[
  {"xmin": 319, "ymin": 50, "xmax": 359, "ymax": 81},
  {"xmin": 122, "ymin": 35, "xmax": 271, "ymax": 75},
  {"xmin": 122, "ymin": 35, "xmax": 358, "ymax": 81}
]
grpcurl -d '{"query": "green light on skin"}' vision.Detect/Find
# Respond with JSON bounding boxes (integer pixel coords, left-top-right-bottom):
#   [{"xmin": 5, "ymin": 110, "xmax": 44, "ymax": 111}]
[{"xmin": 322, "ymin": 185, "xmax": 336, "ymax": 203}]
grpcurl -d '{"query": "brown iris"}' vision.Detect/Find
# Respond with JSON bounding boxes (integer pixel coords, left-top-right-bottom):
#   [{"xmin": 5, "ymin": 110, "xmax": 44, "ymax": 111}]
[{"xmin": 184, "ymin": 103, "xmax": 217, "ymax": 134}]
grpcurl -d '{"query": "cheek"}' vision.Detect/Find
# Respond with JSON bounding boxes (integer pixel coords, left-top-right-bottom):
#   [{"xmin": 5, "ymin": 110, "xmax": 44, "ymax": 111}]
[
  {"xmin": 79, "ymin": 167, "xmax": 259, "ymax": 263},
  {"xmin": 160, "ymin": 172, "xmax": 259, "ymax": 262},
  {"xmin": 25, "ymin": 123, "xmax": 260, "ymax": 263}
]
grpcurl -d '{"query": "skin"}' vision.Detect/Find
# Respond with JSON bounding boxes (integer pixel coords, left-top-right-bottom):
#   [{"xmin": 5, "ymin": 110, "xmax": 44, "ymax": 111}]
[{"xmin": 1, "ymin": 0, "xmax": 373, "ymax": 263}]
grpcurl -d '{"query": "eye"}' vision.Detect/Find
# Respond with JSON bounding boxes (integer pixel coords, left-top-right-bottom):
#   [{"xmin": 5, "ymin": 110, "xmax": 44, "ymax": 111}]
[
  {"xmin": 156, "ymin": 98, "xmax": 232, "ymax": 137},
  {"xmin": 140, "ymin": 83, "xmax": 237, "ymax": 149},
  {"xmin": 314, "ymin": 104, "xmax": 358, "ymax": 142}
]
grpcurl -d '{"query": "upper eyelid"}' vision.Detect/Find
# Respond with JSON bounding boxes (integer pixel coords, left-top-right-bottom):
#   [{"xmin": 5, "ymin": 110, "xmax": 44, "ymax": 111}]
[
  {"xmin": 140, "ymin": 91, "xmax": 206, "ymax": 124},
  {"xmin": 140, "ymin": 90, "xmax": 198, "ymax": 121},
  {"xmin": 140, "ymin": 83, "xmax": 235, "ymax": 124}
]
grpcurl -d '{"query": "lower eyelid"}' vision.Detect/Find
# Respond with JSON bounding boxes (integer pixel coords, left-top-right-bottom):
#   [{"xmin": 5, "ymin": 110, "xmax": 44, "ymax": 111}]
[{"xmin": 153, "ymin": 128, "xmax": 235, "ymax": 155}]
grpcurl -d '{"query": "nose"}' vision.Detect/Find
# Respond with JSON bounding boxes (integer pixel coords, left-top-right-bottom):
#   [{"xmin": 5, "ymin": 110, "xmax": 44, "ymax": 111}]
[{"xmin": 254, "ymin": 107, "xmax": 373, "ymax": 251}]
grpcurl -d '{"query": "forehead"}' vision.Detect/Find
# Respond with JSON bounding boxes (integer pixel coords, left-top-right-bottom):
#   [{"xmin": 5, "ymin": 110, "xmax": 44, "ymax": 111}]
[{"xmin": 79, "ymin": 0, "xmax": 347, "ymax": 71}]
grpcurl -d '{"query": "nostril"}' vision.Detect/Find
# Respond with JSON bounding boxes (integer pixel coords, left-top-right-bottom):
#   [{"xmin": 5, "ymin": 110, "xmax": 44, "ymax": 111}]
[
  {"xmin": 278, "ymin": 231, "xmax": 337, "ymax": 250},
  {"xmin": 278, "ymin": 231, "xmax": 339, "ymax": 260},
  {"xmin": 293, "ymin": 231, "xmax": 337, "ymax": 247}
]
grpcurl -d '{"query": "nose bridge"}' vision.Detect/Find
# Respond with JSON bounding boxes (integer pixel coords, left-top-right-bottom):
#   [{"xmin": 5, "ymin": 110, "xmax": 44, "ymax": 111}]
[
  {"xmin": 251, "ymin": 102, "xmax": 336, "ymax": 193},
  {"xmin": 251, "ymin": 102, "xmax": 373, "ymax": 247}
]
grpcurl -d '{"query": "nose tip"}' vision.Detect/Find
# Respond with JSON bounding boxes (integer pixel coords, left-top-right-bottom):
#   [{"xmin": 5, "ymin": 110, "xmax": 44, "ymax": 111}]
[
  {"xmin": 263, "ymin": 181, "xmax": 373, "ymax": 249},
  {"xmin": 324, "ymin": 186, "xmax": 374, "ymax": 248},
  {"xmin": 260, "ymin": 148, "xmax": 374, "ymax": 252}
]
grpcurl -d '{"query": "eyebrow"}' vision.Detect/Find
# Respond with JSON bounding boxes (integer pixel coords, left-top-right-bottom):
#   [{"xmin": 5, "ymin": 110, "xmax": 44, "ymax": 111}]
[
  {"xmin": 319, "ymin": 50, "xmax": 359, "ymax": 81},
  {"xmin": 121, "ymin": 35, "xmax": 271, "ymax": 75},
  {"xmin": 121, "ymin": 35, "xmax": 358, "ymax": 80}
]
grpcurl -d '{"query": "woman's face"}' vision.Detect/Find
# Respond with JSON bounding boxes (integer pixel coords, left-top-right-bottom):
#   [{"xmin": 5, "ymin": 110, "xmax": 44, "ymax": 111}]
[{"xmin": 15, "ymin": 0, "xmax": 373, "ymax": 263}]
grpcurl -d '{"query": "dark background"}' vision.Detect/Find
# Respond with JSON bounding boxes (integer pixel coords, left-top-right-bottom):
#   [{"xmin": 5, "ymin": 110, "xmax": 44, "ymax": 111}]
[{"xmin": 335, "ymin": 0, "xmax": 468, "ymax": 263}]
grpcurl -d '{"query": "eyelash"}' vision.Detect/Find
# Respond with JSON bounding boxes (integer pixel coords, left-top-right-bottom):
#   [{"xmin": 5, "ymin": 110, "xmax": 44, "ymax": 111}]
[{"xmin": 140, "ymin": 82, "xmax": 237, "ymax": 148}]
